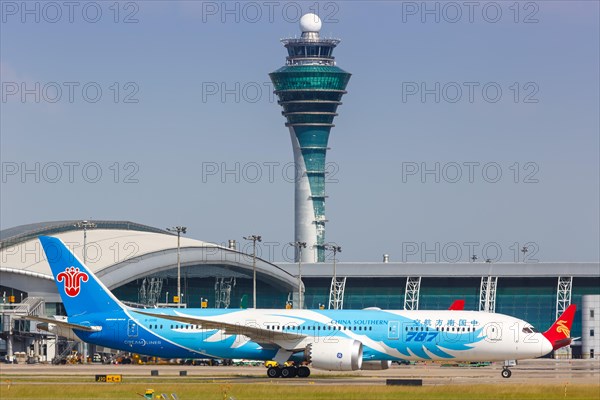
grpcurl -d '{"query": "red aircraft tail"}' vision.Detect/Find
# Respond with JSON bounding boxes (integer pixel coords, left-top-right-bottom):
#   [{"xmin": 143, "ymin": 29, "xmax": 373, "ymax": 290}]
[
  {"xmin": 543, "ymin": 304, "xmax": 577, "ymax": 351},
  {"xmin": 449, "ymin": 300, "xmax": 465, "ymax": 310}
]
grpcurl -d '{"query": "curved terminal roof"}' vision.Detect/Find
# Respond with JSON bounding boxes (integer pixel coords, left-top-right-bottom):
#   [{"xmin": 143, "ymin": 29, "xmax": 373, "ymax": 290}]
[
  {"xmin": 0, "ymin": 220, "xmax": 166, "ymax": 250},
  {"xmin": 0, "ymin": 221, "xmax": 298, "ymax": 301}
]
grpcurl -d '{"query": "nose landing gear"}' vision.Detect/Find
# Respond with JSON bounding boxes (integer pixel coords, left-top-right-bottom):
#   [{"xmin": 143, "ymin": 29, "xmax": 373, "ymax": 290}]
[{"xmin": 501, "ymin": 359, "xmax": 516, "ymax": 378}]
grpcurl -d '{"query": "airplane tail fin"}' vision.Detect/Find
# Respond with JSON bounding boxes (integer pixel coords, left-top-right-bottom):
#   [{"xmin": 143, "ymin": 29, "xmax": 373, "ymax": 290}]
[
  {"xmin": 449, "ymin": 300, "xmax": 465, "ymax": 310},
  {"xmin": 543, "ymin": 304, "xmax": 577, "ymax": 351},
  {"xmin": 39, "ymin": 236, "xmax": 126, "ymax": 317}
]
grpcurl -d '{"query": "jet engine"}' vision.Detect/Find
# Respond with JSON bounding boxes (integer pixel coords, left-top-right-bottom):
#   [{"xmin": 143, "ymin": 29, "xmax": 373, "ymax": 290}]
[{"xmin": 305, "ymin": 340, "xmax": 363, "ymax": 371}]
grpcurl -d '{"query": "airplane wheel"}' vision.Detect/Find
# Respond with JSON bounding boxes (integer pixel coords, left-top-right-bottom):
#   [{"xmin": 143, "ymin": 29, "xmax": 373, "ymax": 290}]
[
  {"xmin": 281, "ymin": 366, "xmax": 297, "ymax": 378},
  {"xmin": 267, "ymin": 367, "xmax": 281, "ymax": 378},
  {"xmin": 297, "ymin": 366, "xmax": 310, "ymax": 378},
  {"xmin": 501, "ymin": 368, "xmax": 512, "ymax": 378}
]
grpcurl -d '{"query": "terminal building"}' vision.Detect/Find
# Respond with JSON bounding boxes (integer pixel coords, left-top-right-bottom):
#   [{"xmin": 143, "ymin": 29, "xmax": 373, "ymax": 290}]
[
  {"xmin": 1, "ymin": 220, "xmax": 599, "ymax": 362},
  {"xmin": 0, "ymin": 220, "xmax": 298, "ymax": 362}
]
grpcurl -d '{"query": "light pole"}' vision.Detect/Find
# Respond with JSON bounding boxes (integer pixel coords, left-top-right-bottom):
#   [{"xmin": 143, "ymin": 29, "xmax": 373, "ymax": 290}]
[
  {"xmin": 290, "ymin": 241, "xmax": 306, "ymax": 309},
  {"xmin": 74, "ymin": 220, "xmax": 96, "ymax": 363},
  {"xmin": 324, "ymin": 243, "xmax": 342, "ymax": 283},
  {"xmin": 166, "ymin": 226, "xmax": 187, "ymax": 308},
  {"xmin": 243, "ymin": 235, "xmax": 262, "ymax": 309},
  {"xmin": 324, "ymin": 243, "xmax": 342, "ymax": 309},
  {"xmin": 75, "ymin": 220, "xmax": 96, "ymax": 264}
]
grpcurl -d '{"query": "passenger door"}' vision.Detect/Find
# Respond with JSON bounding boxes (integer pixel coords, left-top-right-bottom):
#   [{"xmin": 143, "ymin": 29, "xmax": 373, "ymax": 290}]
[
  {"xmin": 388, "ymin": 320, "xmax": 400, "ymax": 340},
  {"xmin": 127, "ymin": 319, "xmax": 138, "ymax": 338}
]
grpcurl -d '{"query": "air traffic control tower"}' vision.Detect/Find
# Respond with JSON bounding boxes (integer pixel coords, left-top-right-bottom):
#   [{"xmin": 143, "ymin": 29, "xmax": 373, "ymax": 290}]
[{"xmin": 270, "ymin": 14, "xmax": 351, "ymax": 263}]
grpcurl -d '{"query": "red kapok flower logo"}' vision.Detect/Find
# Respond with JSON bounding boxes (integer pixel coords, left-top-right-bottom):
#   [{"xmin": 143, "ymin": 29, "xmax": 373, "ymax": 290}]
[{"xmin": 57, "ymin": 266, "xmax": 89, "ymax": 297}]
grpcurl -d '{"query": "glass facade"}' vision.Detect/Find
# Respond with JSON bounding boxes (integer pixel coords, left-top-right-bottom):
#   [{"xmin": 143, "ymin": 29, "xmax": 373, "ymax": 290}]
[
  {"xmin": 271, "ymin": 65, "xmax": 351, "ymax": 91},
  {"xmin": 302, "ymin": 276, "xmax": 600, "ymax": 339},
  {"xmin": 113, "ymin": 275, "xmax": 290, "ymax": 309}
]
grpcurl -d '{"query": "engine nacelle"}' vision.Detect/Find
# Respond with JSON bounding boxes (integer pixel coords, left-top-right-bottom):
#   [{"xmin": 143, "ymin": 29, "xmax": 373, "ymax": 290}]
[
  {"xmin": 361, "ymin": 360, "xmax": 391, "ymax": 370},
  {"xmin": 305, "ymin": 340, "xmax": 363, "ymax": 371}
]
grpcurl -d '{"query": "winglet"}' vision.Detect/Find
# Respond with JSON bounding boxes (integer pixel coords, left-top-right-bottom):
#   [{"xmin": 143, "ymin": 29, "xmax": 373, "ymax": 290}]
[
  {"xmin": 543, "ymin": 304, "xmax": 577, "ymax": 350},
  {"xmin": 449, "ymin": 300, "xmax": 465, "ymax": 310}
]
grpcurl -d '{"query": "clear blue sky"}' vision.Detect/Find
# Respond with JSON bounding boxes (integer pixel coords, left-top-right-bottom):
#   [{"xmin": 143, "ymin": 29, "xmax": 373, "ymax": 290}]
[{"xmin": 1, "ymin": 1, "xmax": 598, "ymax": 263}]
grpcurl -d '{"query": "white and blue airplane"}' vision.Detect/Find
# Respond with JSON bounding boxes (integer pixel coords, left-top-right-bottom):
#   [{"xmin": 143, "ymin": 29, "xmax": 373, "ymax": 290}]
[{"xmin": 30, "ymin": 236, "xmax": 576, "ymax": 379}]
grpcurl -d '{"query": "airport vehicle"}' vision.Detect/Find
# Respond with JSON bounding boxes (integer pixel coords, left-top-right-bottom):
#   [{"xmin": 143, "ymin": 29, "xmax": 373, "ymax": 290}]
[{"xmin": 30, "ymin": 236, "xmax": 576, "ymax": 378}]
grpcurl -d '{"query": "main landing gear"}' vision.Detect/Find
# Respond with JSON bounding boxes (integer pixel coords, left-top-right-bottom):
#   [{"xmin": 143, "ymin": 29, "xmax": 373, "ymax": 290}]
[{"xmin": 267, "ymin": 365, "xmax": 311, "ymax": 378}]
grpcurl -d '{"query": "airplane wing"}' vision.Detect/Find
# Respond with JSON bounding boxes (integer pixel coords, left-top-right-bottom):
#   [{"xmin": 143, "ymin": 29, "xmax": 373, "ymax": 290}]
[
  {"xmin": 135, "ymin": 310, "xmax": 309, "ymax": 352},
  {"xmin": 20, "ymin": 315, "xmax": 101, "ymax": 332}
]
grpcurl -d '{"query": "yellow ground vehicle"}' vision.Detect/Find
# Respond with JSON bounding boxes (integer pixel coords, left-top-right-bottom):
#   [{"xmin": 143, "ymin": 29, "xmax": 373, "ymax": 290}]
[{"xmin": 264, "ymin": 360, "xmax": 293, "ymax": 368}]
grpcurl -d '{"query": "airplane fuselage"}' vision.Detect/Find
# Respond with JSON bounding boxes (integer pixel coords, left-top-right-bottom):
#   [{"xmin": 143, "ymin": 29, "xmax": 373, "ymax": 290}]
[{"xmin": 72, "ymin": 308, "xmax": 552, "ymax": 363}]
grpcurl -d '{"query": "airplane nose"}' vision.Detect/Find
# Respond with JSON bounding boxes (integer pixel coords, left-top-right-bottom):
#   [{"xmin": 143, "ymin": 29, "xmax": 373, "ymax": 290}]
[{"xmin": 541, "ymin": 336, "xmax": 553, "ymax": 356}]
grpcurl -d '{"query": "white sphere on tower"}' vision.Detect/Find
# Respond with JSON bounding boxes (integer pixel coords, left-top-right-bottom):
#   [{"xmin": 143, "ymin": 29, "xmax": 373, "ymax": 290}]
[{"xmin": 299, "ymin": 13, "xmax": 322, "ymax": 33}]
